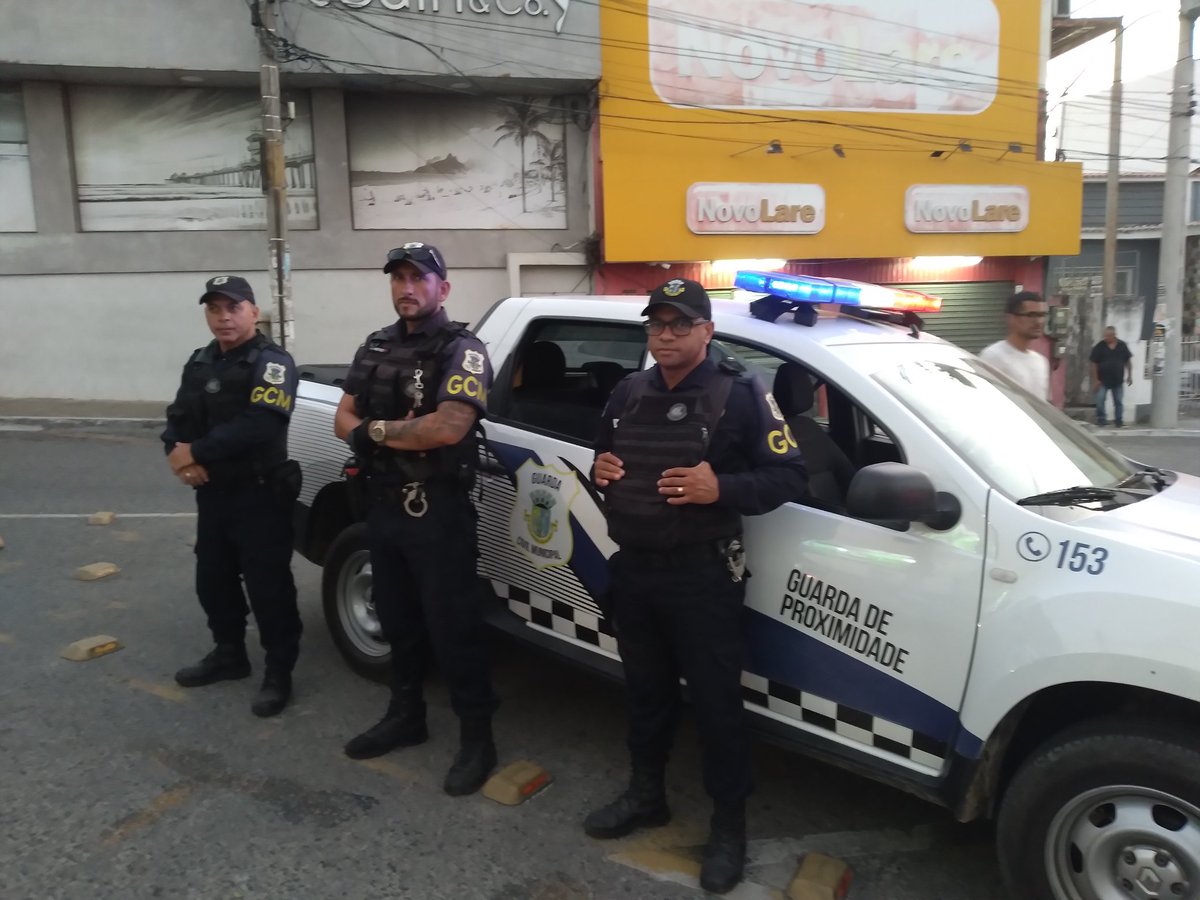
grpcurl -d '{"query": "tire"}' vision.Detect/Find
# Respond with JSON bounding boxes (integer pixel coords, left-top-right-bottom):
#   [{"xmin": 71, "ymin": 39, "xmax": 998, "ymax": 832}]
[
  {"xmin": 997, "ymin": 719, "xmax": 1200, "ymax": 900},
  {"xmin": 321, "ymin": 523, "xmax": 390, "ymax": 682}
]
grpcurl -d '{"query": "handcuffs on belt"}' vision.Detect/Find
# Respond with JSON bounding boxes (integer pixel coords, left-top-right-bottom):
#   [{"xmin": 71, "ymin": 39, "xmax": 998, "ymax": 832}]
[
  {"xmin": 401, "ymin": 482, "xmax": 428, "ymax": 518},
  {"xmin": 721, "ymin": 538, "xmax": 747, "ymax": 583}
]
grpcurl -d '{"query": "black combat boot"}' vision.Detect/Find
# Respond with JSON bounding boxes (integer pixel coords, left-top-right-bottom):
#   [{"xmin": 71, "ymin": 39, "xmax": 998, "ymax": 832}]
[
  {"xmin": 174, "ymin": 643, "xmax": 251, "ymax": 687},
  {"xmin": 343, "ymin": 694, "xmax": 428, "ymax": 759},
  {"xmin": 699, "ymin": 801, "xmax": 747, "ymax": 895},
  {"xmin": 443, "ymin": 717, "xmax": 497, "ymax": 796},
  {"xmin": 583, "ymin": 765, "xmax": 671, "ymax": 839},
  {"xmin": 250, "ymin": 669, "xmax": 292, "ymax": 718}
]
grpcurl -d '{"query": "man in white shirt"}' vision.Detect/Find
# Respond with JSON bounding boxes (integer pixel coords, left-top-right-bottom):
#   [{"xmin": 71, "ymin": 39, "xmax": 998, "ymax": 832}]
[{"xmin": 979, "ymin": 291, "xmax": 1050, "ymax": 400}]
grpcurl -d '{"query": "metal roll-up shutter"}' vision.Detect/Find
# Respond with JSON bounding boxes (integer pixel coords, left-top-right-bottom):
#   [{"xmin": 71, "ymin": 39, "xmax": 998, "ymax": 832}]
[{"xmin": 888, "ymin": 281, "xmax": 1014, "ymax": 353}]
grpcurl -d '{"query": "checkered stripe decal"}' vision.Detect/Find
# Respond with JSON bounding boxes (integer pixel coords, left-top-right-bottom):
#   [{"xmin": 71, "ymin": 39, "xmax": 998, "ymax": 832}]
[
  {"xmin": 740, "ymin": 672, "xmax": 948, "ymax": 769},
  {"xmin": 492, "ymin": 581, "xmax": 619, "ymax": 655}
]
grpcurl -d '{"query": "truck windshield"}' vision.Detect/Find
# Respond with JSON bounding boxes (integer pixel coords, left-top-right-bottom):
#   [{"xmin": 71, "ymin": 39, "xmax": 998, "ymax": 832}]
[{"xmin": 874, "ymin": 357, "xmax": 1135, "ymax": 501}]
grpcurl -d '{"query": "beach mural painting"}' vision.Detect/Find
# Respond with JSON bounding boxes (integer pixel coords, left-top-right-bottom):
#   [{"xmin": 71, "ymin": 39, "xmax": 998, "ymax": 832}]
[
  {"xmin": 70, "ymin": 86, "xmax": 317, "ymax": 232},
  {"xmin": 346, "ymin": 93, "xmax": 568, "ymax": 230},
  {"xmin": 0, "ymin": 86, "xmax": 36, "ymax": 232}
]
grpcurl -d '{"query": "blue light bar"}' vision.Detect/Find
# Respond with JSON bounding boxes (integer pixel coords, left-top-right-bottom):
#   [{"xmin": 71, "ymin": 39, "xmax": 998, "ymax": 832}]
[
  {"xmin": 734, "ymin": 270, "xmax": 835, "ymax": 303},
  {"xmin": 736, "ymin": 270, "xmax": 941, "ymax": 313}
]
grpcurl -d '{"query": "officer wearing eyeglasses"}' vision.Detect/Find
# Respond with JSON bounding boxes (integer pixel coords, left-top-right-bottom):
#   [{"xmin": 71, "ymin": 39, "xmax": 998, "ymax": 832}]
[
  {"xmin": 333, "ymin": 242, "xmax": 499, "ymax": 797},
  {"xmin": 979, "ymin": 290, "xmax": 1050, "ymax": 400},
  {"xmin": 585, "ymin": 278, "xmax": 808, "ymax": 894}
]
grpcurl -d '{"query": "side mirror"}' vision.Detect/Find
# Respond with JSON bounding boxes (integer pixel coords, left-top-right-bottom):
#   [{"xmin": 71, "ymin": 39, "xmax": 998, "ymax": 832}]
[{"xmin": 845, "ymin": 462, "xmax": 961, "ymax": 532}]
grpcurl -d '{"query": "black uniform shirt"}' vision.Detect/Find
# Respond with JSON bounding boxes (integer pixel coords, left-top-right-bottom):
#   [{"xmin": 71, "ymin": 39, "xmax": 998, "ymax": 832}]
[
  {"xmin": 161, "ymin": 337, "xmax": 297, "ymax": 463},
  {"xmin": 342, "ymin": 308, "xmax": 492, "ymax": 420},
  {"xmin": 1089, "ymin": 338, "xmax": 1133, "ymax": 388},
  {"xmin": 595, "ymin": 359, "xmax": 809, "ymax": 516}
]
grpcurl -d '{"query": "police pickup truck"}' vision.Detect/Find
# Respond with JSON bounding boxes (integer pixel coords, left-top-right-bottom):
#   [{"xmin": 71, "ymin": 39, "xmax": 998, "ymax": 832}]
[{"xmin": 289, "ymin": 271, "xmax": 1200, "ymax": 900}]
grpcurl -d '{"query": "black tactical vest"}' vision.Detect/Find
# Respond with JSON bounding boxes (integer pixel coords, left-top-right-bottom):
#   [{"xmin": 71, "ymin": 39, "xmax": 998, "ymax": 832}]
[
  {"xmin": 605, "ymin": 368, "xmax": 739, "ymax": 550},
  {"xmin": 179, "ymin": 333, "xmax": 287, "ymax": 483},
  {"xmin": 355, "ymin": 322, "xmax": 477, "ymax": 484}
]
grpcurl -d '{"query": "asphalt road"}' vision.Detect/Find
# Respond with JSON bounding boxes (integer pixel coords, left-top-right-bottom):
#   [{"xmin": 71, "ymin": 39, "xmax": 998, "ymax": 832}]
[{"xmin": 0, "ymin": 423, "xmax": 1195, "ymax": 900}]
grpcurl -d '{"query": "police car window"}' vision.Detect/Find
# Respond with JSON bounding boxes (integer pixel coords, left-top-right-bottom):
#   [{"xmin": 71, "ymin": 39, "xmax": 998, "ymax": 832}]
[
  {"xmin": 503, "ymin": 319, "xmax": 646, "ymax": 444},
  {"xmin": 712, "ymin": 336, "xmax": 829, "ymax": 427},
  {"xmin": 875, "ymin": 357, "xmax": 1133, "ymax": 499}
]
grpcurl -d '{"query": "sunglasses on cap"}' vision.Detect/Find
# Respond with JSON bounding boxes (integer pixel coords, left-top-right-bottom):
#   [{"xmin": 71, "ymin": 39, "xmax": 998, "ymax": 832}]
[{"xmin": 384, "ymin": 242, "xmax": 446, "ymax": 278}]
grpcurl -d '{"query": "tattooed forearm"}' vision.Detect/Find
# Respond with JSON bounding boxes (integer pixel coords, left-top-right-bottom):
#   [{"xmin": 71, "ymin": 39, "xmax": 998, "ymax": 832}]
[{"xmin": 382, "ymin": 400, "xmax": 477, "ymax": 450}]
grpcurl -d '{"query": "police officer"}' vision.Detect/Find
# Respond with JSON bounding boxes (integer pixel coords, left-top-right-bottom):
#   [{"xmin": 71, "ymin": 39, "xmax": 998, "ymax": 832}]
[
  {"xmin": 334, "ymin": 242, "xmax": 499, "ymax": 797},
  {"xmin": 586, "ymin": 279, "xmax": 808, "ymax": 894},
  {"xmin": 164, "ymin": 275, "xmax": 303, "ymax": 718}
]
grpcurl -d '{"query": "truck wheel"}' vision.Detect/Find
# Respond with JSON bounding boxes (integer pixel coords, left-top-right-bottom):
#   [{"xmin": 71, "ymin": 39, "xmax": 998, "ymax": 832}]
[
  {"xmin": 997, "ymin": 721, "xmax": 1200, "ymax": 900},
  {"xmin": 321, "ymin": 523, "xmax": 390, "ymax": 682}
]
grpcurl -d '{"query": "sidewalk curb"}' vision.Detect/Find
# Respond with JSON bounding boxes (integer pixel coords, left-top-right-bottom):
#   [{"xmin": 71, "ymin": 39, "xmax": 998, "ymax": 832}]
[
  {"xmin": 1086, "ymin": 426, "xmax": 1200, "ymax": 438},
  {"xmin": 0, "ymin": 416, "xmax": 162, "ymax": 427}
]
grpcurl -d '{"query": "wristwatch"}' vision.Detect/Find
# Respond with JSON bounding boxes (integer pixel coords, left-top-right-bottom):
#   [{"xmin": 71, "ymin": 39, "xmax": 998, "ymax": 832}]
[{"xmin": 368, "ymin": 420, "xmax": 388, "ymax": 444}]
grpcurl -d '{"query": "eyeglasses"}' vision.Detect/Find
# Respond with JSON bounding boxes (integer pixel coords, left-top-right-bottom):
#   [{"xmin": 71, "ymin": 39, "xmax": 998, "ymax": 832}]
[
  {"xmin": 1013, "ymin": 312, "xmax": 1048, "ymax": 319},
  {"xmin": 644, "ymin": 317, "xmax": 708, "ymax": 336}
]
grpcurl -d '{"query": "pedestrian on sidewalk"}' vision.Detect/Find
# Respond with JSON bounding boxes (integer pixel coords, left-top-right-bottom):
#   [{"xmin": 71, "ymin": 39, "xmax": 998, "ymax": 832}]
[
  {"xmin": 163, "ymin": 275, "xmax": 303, "ymax": 717},
  {"xmin": 1089, "ymin": 325, "xmax": 1134, "ymax": 427},
  {"xmin": 979, "ymin": 291, "xmax": 1050, "ymax": 400}
]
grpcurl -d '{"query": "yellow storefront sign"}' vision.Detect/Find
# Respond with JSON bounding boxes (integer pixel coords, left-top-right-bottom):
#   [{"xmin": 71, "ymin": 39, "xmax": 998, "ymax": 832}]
[{"xmin": 599, "ymin": 0, "xmax": 1082, "ymax": 261}]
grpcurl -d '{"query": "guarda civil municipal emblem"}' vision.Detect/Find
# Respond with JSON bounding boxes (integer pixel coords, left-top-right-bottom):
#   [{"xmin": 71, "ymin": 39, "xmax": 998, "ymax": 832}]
[{"xmin": 509, "ymin": 459, "xmax": 580, "ymax": 571}]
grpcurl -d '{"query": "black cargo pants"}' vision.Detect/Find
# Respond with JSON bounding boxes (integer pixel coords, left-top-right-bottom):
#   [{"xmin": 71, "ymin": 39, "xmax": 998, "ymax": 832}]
[
  {"xmin": 194, "ymin": 483, "xmax": 302, "ymax": 672},
  {"xmin": 611, "ymin": 545, "xmax": 752, "ymax": 804},
  {"xmin": 366, "ymin": 481, "xmax": 498, "ymax": 721}
]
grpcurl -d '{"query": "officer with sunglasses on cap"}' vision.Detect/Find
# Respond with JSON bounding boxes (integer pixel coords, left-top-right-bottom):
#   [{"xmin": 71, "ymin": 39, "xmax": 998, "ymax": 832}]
[
  {"xmin": 333, "ymin": 242, "xmax": 500, "ymax": 797},
  {"xmin": 584, "ymin": 278, "xmax": 808, "ymax": 894}
]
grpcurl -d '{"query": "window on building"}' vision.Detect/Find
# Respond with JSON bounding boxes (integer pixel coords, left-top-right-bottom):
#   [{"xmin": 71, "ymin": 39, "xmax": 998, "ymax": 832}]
[{"xmin": 0, "ymin": 85, "xmax": 36, "ymax": 232}]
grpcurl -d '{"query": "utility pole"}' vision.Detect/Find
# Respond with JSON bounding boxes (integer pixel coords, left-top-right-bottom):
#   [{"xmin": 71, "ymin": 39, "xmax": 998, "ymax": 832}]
[
  {"xmin": 255, "ymin": 0, "xmax": 292, "ymax": 350},
  {"xmin": 1102, "ymin": 25, "xmax": 1122, "ymax": 326},
  {"xmin": 1151, "ymin": 1, "xmax": 1200, "ymax": 427}
]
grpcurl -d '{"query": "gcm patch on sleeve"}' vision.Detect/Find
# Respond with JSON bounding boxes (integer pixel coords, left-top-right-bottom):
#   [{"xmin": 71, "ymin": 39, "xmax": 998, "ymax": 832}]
[
  {"xmin": 263, "ymin": 362, "xmax": 288, "ymax": 385},
  {"xmin": 462, "ymin": 349, "xmax": 485, "ymax": 375}
]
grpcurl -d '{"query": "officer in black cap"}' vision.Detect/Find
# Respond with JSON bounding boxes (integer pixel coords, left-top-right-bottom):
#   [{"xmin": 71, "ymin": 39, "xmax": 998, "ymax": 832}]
[
  {"xmin": 585, "ymin": 278, "xmax": 808, "ymax": 894},
  {"xmin": 333, "ymin": 242, "xmax": 499, "ymax": 797},
  {"xmin": 163, "ymin": 275, "xmax": 303, "ymax": 717}
]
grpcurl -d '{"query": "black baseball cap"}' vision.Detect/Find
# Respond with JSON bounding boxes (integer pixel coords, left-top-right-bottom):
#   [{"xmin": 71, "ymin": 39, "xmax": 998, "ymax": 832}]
[
  {"xmin": 199, "ymin": 275, "xmax": 255, "ymax": 305},
  {"xmin": 641, "ymin": 278, "xmax": 711, "ymax": 320},
  {"xmin": 383, "ymin": 242, "xmax": 447, "ymax": 280}
]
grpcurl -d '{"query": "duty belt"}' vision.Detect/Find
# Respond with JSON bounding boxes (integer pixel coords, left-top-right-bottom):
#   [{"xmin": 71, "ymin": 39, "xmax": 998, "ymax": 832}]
[{"xmin": 619, "ymin": 540, "xmax": 728, "ymax": 569}]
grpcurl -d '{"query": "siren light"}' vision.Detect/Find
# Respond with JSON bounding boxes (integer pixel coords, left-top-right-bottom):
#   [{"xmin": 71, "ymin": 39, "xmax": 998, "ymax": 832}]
[{"xmin": 734, "ymin": 270, "xmax": 942, "ymax": 313}]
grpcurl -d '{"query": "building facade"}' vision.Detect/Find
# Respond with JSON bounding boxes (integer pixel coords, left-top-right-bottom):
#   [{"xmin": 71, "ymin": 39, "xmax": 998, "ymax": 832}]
[
  {"xmin": 1048, "ymin": 173, "xmax": 1200, "ymax": 415},
  {"xmin": 593, "ymin": 0, "xmax": 1084, "ymax": 403},
  {"xmin": 0, "ymin": 0, "xmax": 601, "ymax": 400}
]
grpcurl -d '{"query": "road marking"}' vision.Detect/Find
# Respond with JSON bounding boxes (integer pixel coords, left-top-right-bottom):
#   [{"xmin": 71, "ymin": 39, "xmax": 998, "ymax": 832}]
[
  {"xmin": 0, "ymin": 424, "xmax": 44, "ymax": 432},
  {"xmin": 0, "ymin": 513, "xmax": 195, "ymax": 519},
  {"xmin": 357, "ymin": 757, "xmax": 419, "ymax": 784},
  {"xmin": 125, "ymin": 679, "xmax": 188, "ymax": 703},
  {"xmin": 101, "ymin": 785, "xmax": 194, "ymax": 845},
  {"xmin": 0, "ymin": 416, "xmax": 161, "ymax": 424},
  {"xmin": 746, "ymin": 826, "xmax": 934, "ymax": 865},
  {"xmin": 607, "ymin": 824, "xmax": 933, "ymax": 897}
]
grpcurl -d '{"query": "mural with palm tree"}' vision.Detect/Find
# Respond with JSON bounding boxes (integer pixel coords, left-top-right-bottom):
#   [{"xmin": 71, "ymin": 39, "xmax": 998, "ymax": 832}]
[
  {"xmin": 493, "ymin": 97, "xmax": 558, "ymax": 214},
  {"xmin": 346, "ymin": 92, "xmax": 569, "ymax": 230},
  {"xmin": 530, "ymin": 136, "xmax": 566, "ymax": 202}
]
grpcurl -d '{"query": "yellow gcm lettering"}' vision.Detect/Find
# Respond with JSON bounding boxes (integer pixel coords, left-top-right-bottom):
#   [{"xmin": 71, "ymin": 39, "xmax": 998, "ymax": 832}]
[
  {"xmin": 767, "ymin": 425, "xmax": 798, "ymax": 455},
  {"xmin": 250, "ymin": 386, "xmax": 293, "ymax": 410},
  {"xmin": 447, "ymin": 375, "xmax": 485, "ymax": 400}
]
